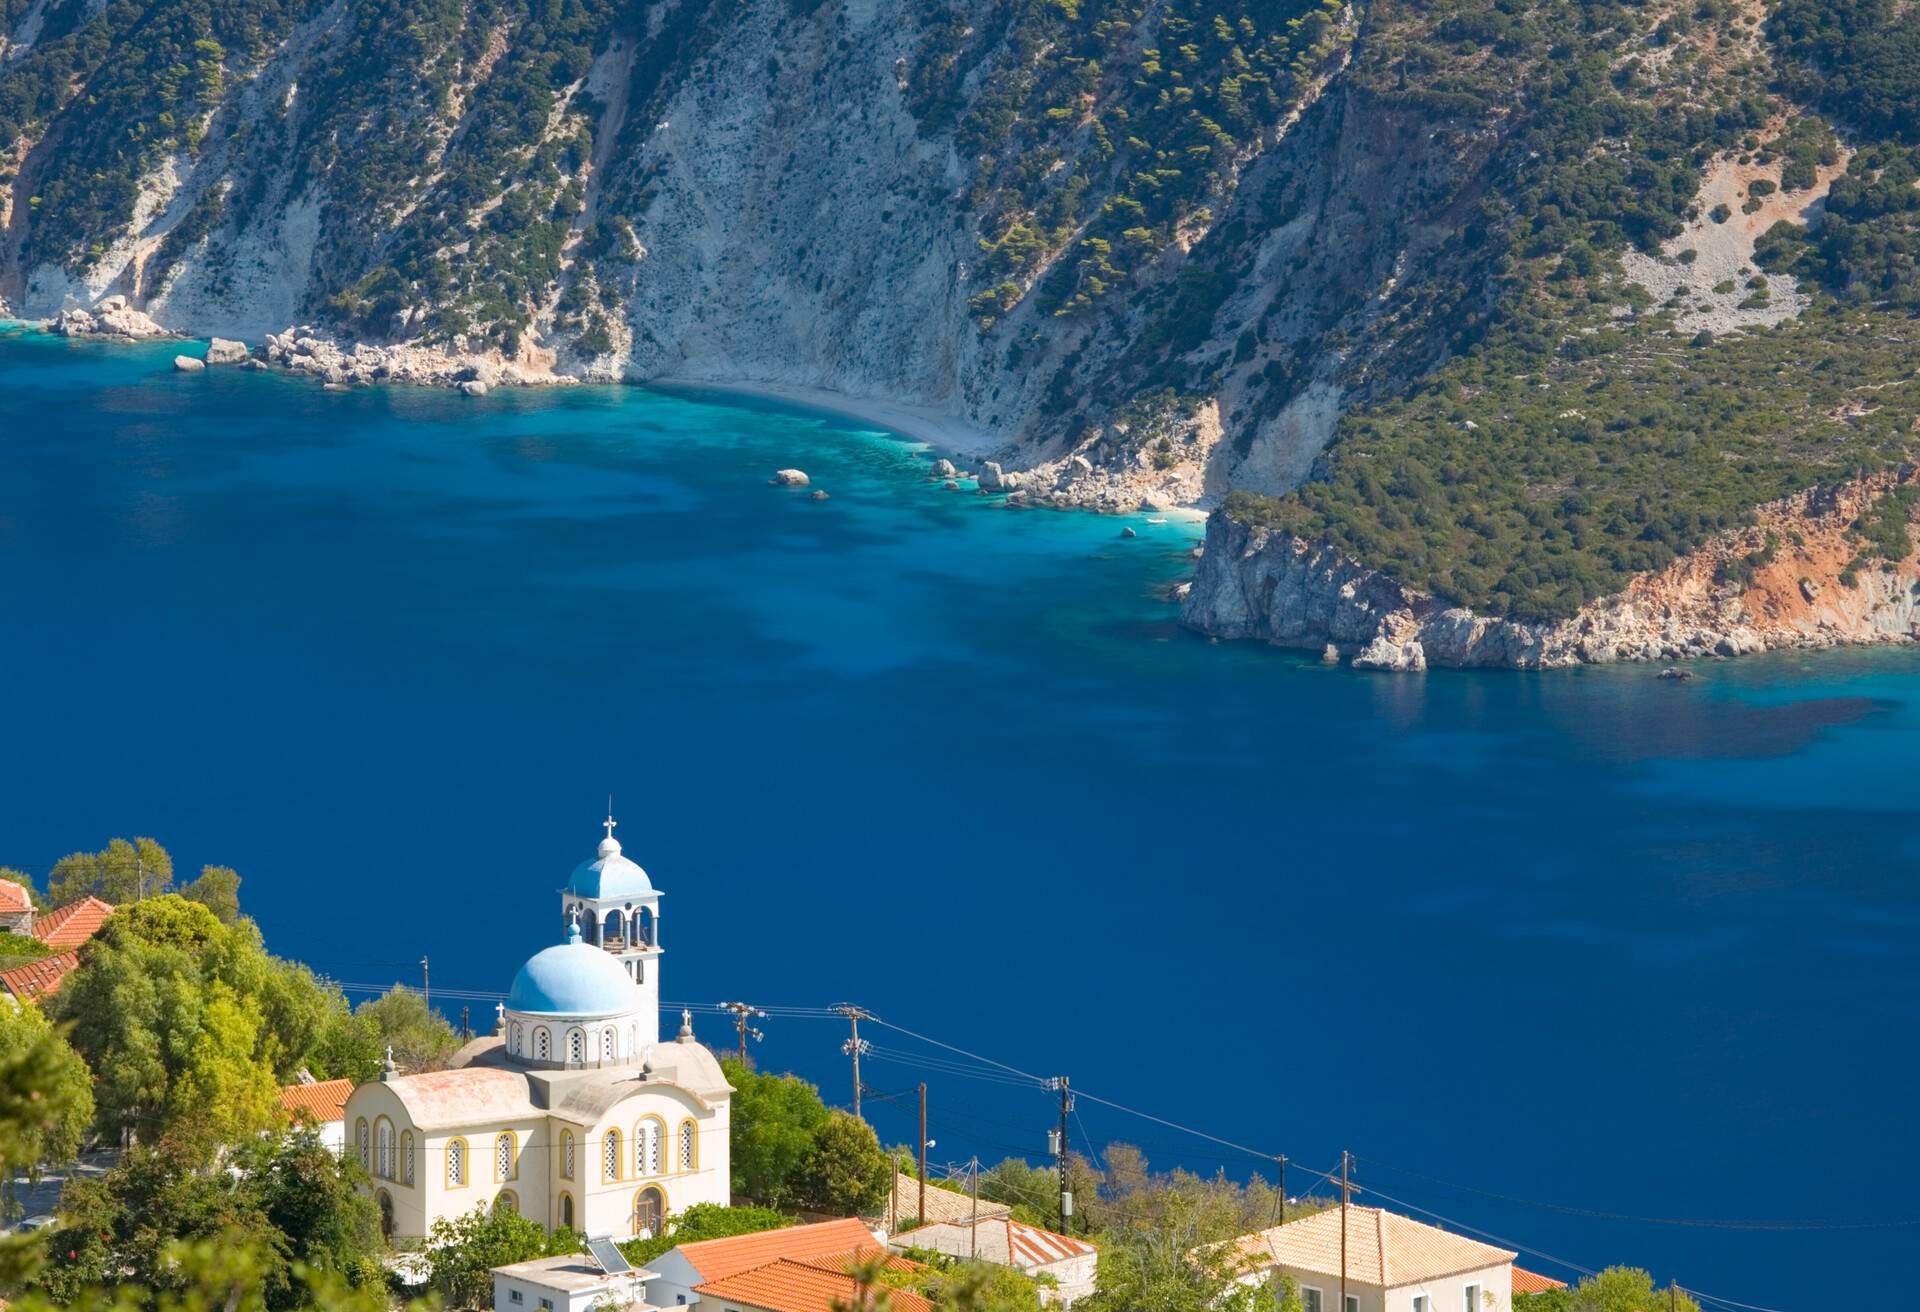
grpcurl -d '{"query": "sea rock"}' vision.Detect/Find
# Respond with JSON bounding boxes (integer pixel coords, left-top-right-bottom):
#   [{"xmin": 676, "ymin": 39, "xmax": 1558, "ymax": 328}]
[
  {"xmin": 460, "ymin": 380, "xmax": 489, "ymax": 396},
  {"xmin": 772, "ymin": 468, "xmax": 810, "ymax": 487},
  {"xmin": 173, "ymin": 355, "xmax": 205, "ymax": 372},
  {"xmin": 931, "ymin": 457, "xmax": 957, "ymax": 478},
  {"xmin": 943, "ymin": 480, "xmax": 959, "ymax": 490},
  {"xmin": 1120, "ymin": 526, "xmax": 1137, "ymax": 539},
  {"xmin": 1657, "ymin": 667, "xmax": 1694, "ymax": 680},
  {"xmin": 1322, "ymin": 643, "xmax": 1340, "ymax": 664},
  {"xmin": 95, "ymin": 302, "xmax": 167, "ymax": 339},
  {"xmin": 205, "ymin": 337, "xmax": 250, "ymax": 365},
  {"xmin": 53, "ymin": 309, "xmax": 98, "ymax": 336},
  {"xmin": 810, "ymin": 490, "xmax": 829, "ymax": 500},
  {"xmin": 978, "ymin": 461, "xmax": 1006, "ymax": 491}
]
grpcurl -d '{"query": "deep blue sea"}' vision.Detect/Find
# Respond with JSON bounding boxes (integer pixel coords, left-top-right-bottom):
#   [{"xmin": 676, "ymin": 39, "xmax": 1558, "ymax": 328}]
[{"xmin": 2, "ymin": 327, "xmax": 1916, "ymax": 1306}]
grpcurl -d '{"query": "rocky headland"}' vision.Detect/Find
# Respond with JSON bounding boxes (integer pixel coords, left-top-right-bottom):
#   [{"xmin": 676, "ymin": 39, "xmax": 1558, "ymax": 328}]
[{"xmin": 1182, "ymin": 469, "xmax": 1920, "ymax": 671}]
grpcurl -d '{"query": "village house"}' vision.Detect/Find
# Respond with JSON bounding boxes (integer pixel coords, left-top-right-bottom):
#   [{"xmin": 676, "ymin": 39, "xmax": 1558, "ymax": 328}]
[
  {"xmin": 493, "ymin": 1251, "xmax": 659, "ymax": 1312},
  {"xmin": 1230, "ymin": 1205, "xmax": 1519, "ymax": 1312},
  {"xmin": 278, "ymin": 1076, "xmax": 355, "ymax": 1154},
  {"xmin": 0, "ymin": 877, "xmax": 34, "ymax": 936},
  {"xmin": 643, "ymin": 1218, "xmax": 894, "ymax": 1309},
  {"xmin": 0, "ymin": 894, "xmax": 117, "ymax": 1005},
  {"xmin": 889, "ymin": 1216, "xmax": 1096, "ymax": 1305},
  {"xmin": 871, "ymin": 1170, "xmax": 1011, "ymax": 1231},
  {"xmin": 342, "ymin": 819, "xmax": 731, "ymax": 1243}
]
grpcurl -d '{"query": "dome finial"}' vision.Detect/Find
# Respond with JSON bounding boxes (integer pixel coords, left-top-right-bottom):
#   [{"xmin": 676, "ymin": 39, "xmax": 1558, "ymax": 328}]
[
  {"xmin": 567, "ymin": 908, "xmax": 583, "ymax": 944},
  {"xmin": 599, "ymin": 801, "xmax": 621, "ymax": 857}
]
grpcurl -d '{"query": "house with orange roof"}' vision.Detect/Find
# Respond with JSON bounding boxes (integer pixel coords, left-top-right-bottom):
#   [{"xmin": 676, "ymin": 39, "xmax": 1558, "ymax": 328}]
[
  {"xmin": 646, "ymin": 1218, "xmax": 893, "ymax": 1309},
  {"xmin": 1511, "ymin": 1268, "xmax": 1567, "ymax": 1296},
  {"xmin": 0, "ymin": 878, "xmax": 35, "ymax": 936},
  {"xmin": 279, "ymin": 1077, "xmax": 355, "ymax": 1154},
  {"xmin": 693, "ymin": 1255, "xmax": 930, "ymax": 1312},
  {"xmin": 32, "ymin": 896, "xmax": 115, "ymax": 951},
  {"xmin": 1229, "ymin": 1204, "xmax": 1520, "ymax": 1312},
  {"xmin": 0, "ymin": 951, "xmax": 80, "ymax": 1004}
]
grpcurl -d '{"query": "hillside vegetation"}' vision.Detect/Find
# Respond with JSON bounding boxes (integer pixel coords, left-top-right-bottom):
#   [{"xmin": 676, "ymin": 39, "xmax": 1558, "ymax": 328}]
[{"xmin": 0, "ymin": 0, "xmax": 1915, "ymax": 620}]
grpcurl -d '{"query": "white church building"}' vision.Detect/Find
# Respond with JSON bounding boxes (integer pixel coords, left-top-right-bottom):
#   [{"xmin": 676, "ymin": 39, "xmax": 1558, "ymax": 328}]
[{"xmin": 343, "ymin": 819, "xmax": 732, "ymax": 1243}]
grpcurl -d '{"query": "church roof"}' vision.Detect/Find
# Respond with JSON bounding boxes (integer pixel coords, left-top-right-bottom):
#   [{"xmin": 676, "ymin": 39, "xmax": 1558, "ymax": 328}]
[
  {"xmin": 1229, "ymin": 1206, "xmax": 1515, "ymax": 1288},
  {"xmin": 564, "ymin": 823, "xmax": 655, "ymax": 902},
  {"xmin": 370, "ymin": 1066, "xmax": 540, "ymax": 1129},
  {"xmin": 33, "ymin": 897, "xmax": 114, "ymax": 950},
  {"xmin": 508, "ymin": 928, "xmax": 641, "ymax": 1016}
]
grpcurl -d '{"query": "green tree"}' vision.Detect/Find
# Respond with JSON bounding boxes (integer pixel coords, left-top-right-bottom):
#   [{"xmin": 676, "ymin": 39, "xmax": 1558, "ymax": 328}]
[
  {"xmin": 795, "ymin": 1110, "xmax": 891, "ymax": 1215},
  {"xmin": 355, "ymin": 986, "xmax": 460, "ymax": 1072},
  {"xmin": 35, "ymin": 1127, "xmax": 384, "ymax": 1310},
  {"xmin": 722, "ymin": 1058, "xmax": 830, "ymax": 1207},
  {"xmin": 47, "ymin": 837, "xmax": 172, "ymax": 906},
  {"xmin": 913, "ymin": 1260, "xmax": 1048, "ymax": 1312},
  {"xmin": 1079, "ymin": 1181, "xmax": 1292, "ymax": 1312},
  {"xmin": 179, "ymin": 866, "xmax": 242, "ymax": 924},
  {"xmin": 0, "ymin": 1001, "xmax": 93, "ymax": 1219},
  {"xmin": 1517, "ymin": 1267, "xmax": 1700, "ymax": 1312},
  {"xmin": 426, "ymin": 1204, "xmax": 577, "ymax": 1308},
  {"xmin": 50, "ymin": 896, "xmax": 337, "ymax": 1141}
]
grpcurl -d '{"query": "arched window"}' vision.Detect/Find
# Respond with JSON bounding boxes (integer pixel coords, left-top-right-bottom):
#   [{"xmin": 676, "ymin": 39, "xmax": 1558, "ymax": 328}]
[
  {"xmin": 602, "ymin": 1027, "xmax": 618, "ymax": 1062},
  {"xmin": 633, "ymin": 1186, "xmax": 665, "ymax": 1239},
  {"xmin": 534, "ymin": 1027, "xmax": 551, "ymax": 1062},
  {"xmin": 447, "ymin": 1137, "xmax": 467, "ymax": 1188},
  {"xmin": 375, "ymin": 1117, "xmax": 394, "ymax": 1179},
  {"xmin": 678, "ymin": 1118, "xmax": 697, "ymax": 1171},
  {"xmin": 560, "ymin": 1192, "xmax": 575, "ymax": 1230},
  {"xmin": 495, "ymin": 1190, "xmax": 518, "ymax": 1215},
  {"xmin": 560, "ymin": 1130, "xmax": 575, "ymax": 1180},
  {"xmin": 495, "ymin": 1131, "xmax": 517, "ymax": 1182},
  {"xmin": 510, "ymin": 1022, "xmax": 523, "ymax": 1056},
  {"xmin": 635, "ymin": 1117, "xmax": 662, "ymax": 1176},
  {"xmin": 355, "ymin": 1118, "xmax": 369, "ymax": 1170},
  {"xmin": 567, "ymin": 1029, "xmax": 585, "ymax": 1065},
  {"xmin": 602, "ymin": 1128, "xmax": 621, "ymax": 1182},
  {"xmin": 402, "ymin": 1131, "xmax": 415, "ymax": 1186}
]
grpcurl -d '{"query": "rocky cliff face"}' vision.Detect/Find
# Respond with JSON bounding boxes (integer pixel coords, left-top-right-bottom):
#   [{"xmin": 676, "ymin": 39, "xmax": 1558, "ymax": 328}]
[
  {"xmin": 0, "ymin": 0, "xmax": 1508, "ymax": 508},
  {"xmin": 1182, "ymin": 469, "xmax": 1920, "ymax": 669}
]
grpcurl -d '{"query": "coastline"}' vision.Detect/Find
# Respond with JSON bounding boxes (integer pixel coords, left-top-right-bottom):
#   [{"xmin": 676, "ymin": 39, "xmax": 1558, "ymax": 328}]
[{"xmin": 651, "ymin": 376, "xmax": 999, "ymax": 460}]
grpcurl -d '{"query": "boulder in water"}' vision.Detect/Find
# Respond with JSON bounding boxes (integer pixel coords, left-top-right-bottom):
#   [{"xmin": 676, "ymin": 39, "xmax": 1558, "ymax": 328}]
[
  {"xmin": 173, "ymin": 355, "xmax": 205, "ymax": 373},
  {"xmin": 772, "ymin": 468, "xmax": 810, "ymax": 487},
  {"xmin": 1120, "ymin": 526, "xmax": 1137, "ymax": 539},
  {"xmin": 810, "ymin": 489, "xmax": 830, "ymax": 500},
  {"xmin": 460, "ymin": 380, "xmax": 489, "ymax": 397},
  {"xmin": 205, "ymin": 337, "xmax": 249, "ymax": 365},
  {"xmin": 978, "ymin": 460, "xmax": 1005, "ymax": 491},
  {"xmin": 931, "ymin": 457, "xmax": 957, "ymax": 479}
]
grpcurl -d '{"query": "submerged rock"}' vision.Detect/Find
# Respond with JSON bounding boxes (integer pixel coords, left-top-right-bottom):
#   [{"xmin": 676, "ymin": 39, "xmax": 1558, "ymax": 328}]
[
  {"xmin": 173, "ymin": 355, "xmax": 205, "ymax": 372},
  {"xmin": 810, "ymin": 490, "xmax": 829, "ymax": 500},
  {"xmin": 1120, "ymin": 526, "xmax": 1137, "ymax": 538},
  {"xmin": 772, "ymin": 468, "xmax": 810, "ymax": 487}
]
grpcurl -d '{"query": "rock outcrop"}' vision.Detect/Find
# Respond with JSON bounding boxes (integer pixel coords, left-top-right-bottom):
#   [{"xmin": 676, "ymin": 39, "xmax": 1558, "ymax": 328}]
[
  {"xmin": 259, "ymin": 327, "xmax": 570, "ymax": 390},
  {"xmin": 1184, "ymin": 470, "xmax": 1920, "ymax": 670},
  {"xmin": 52, "ymin": 296, "xmax": 169, "ymax": 340},
  {"xmin": 205, "ymin": 337, "xmax": 250, "ymax": 364}
]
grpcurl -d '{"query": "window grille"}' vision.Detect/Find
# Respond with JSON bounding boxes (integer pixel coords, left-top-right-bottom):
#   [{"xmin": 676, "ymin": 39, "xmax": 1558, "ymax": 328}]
[{"xmin": 447, "ymin": 1138, "xmax": 465, "ymax": 1187}]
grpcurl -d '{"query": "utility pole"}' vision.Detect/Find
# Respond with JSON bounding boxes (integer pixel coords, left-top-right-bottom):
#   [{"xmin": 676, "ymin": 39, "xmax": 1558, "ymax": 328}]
[
  {"xmin": 460, "ymin": 1005, "xmax": 470, "ymax": 1040},
  {"xmin": 1339, "ymin": 1150, "xmax": 1352, "ymax": 1312},
  {"xmin": 917, "ymin": 1083, "xmax": 928, "ymax": 1228},
  {"xmin": 1049, "ymin": 1076, "xmax": 1074, "ymax": 1235},
  {"xmin": 834, "ymin": 1005, "xmax": 870, "ymax": 1121},
  {"xmin": 967, "ymin": 1156, "xmax": 981, "ymax": 1260},
  {"xmin": 719, "ymin": 1002, "xmax": 766, "ymax": 1065},
  {"xmin": 1277, "ymin": 1155, "xmax": 1288, "ymax": 1224},
  {"xmin": 421, "ymin": 956, "xmax": 430, "ymax": 1011}
]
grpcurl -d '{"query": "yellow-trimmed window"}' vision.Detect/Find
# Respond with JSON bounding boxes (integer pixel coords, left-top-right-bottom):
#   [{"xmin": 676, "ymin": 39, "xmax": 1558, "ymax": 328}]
[
  {"xmin": 602, "ymin": 1128, "xmax": 621, "ymax": 1182},
  {"xmin": 495, "ymin": 1130, "xmax": 517, "ymax": 1182},
  {"xmin": 677, "ymin": 1118, "xmax": 697, "ymax": 1171},
  {"xmin": 446, "ymin": 1136, "xmax": 468, "ymax": 1188}
]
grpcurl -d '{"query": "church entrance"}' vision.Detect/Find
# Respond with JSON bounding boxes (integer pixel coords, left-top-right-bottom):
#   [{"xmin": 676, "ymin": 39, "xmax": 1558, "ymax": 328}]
[
  {"xmin": 375, "ymin": 1190, "xmax": 393, "ymax": 1240},
  {"xmin": 633, "ymin": 1187, "xmax": 664, "ymax": 1239}
]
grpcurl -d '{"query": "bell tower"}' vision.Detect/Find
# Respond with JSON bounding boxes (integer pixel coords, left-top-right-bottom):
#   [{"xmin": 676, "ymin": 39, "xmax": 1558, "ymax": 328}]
[{"xmin": 561, "ymin": 813, "xmax": 664, "ymax": 1049}]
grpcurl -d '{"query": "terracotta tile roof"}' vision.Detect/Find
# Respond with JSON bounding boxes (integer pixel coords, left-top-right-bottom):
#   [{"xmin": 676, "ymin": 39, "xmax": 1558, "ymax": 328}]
[
  {"xmin": 0, "ymin": 880, "xmax": 31, "ymax": 916},
  {"xmin": 875, "ymin": 1171, "xmax": 1012, "ymax": 1228},
  {"xmin": 1231, "ymin": 1206, "xmax": 1516, "ymax": 1288},
  {"xmin": 0, "ymin": 951, "xmax": 78, "ymax": 1001},
  {"xmin": 32, "ymin": 897, "xmax": 114, "ymax": 950},
  {"xmin": 278, "ymin": 1078, "xmax": 354, "ymax": 1124},
  {"xmin": 694, "ymin": 1258, "xmax": 931, "ymax": 1312},
  {"xmin": 894, "ymin": 1217, "xmax": 1095, "ymax": 1269},
  {"xmin": 1513, "ymin": 1267, "xmax": 1568, "ymax": 1294},
  {"xmin": 676, "ymin": 1218, "xmax": 884, "ymax": 1284}
]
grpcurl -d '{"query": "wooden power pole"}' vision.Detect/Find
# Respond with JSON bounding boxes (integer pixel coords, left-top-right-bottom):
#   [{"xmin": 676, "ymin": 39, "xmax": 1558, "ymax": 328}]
[
  {"xmin": 834, "ymin": 1005, "xmax": 869, "ymax": 1121},
  {"xmin": 917, "ymin": 1083, "xmax": 928, "ymax": 1227},
  {"xmin": 1339, "ymin": 1150, "xmax": 1352, "ymax": 1312},
  {"xmin": 421, "ymin": 956, "xmax": 429, "ymax": 1011},
  {"xmin": 1051, "ymin": 1076, "xmax": 1074, "ymax": 1235},
  {"xmin": 720, "ymin": 1002, "xmax": 766, "ymax": 1065}
]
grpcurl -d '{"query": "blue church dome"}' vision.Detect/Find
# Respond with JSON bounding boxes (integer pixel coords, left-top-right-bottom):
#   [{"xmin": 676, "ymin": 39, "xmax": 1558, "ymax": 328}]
[
  {"xmin": 508, "ymin": 929, "xmax": 639, "ymax": 1015},
  {"xmin": 565, "ymin": 832, "xmax": 655, "ymax": 901}
]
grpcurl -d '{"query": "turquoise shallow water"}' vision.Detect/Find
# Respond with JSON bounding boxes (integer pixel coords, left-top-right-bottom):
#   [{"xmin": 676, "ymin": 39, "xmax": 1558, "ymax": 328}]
[{"xmin": 2, "ymin": 327, "xmax": 1917, "ymax": 1304}]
